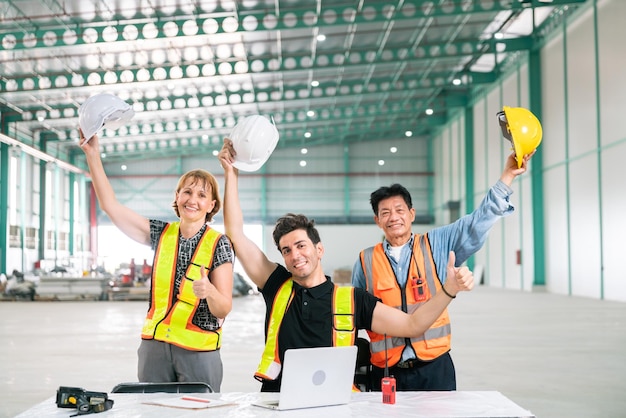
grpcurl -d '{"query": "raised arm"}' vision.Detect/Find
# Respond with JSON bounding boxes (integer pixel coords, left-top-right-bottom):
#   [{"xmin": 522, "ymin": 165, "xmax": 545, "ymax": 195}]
[
  {"xmin": 218, "ymin": 138, "xmax": 277, "ymax": 290},
  {"xmin": 500, "ymin": 150, "xmax": 534, "ymax": 186},
  {"xmin": 428, "ymin": 149, "xmax": 536, "ymax": 273},
  {"xmin": 370, "ymin": 251, "xmax": 474, "ymax": 337},
  {"xmin": 80, "ymin": 132, "xmax": 150, "ymax": 245}
]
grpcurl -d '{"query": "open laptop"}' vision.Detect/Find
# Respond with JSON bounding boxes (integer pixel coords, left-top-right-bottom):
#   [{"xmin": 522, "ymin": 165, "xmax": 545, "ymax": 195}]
[{"xmin": 252, "ymin": 345, "xmax": 358, "ymax": 411}]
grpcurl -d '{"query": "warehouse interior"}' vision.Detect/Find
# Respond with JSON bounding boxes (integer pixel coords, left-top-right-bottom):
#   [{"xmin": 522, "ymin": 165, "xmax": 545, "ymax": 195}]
[{"xmin": 1, "ymin": 0, "xmax": 626, "ymax": 417}]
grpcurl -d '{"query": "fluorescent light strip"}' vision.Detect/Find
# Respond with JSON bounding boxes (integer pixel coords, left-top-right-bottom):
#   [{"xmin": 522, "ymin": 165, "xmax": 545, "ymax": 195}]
[{"xmin": 0, "ymin": 133, "xmax": 87, "ymax": 175}]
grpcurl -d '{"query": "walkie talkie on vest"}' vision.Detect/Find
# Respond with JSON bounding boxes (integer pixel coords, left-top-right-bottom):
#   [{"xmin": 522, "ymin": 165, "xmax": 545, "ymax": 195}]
[{"xmin": 381, "ymin": 334, "xmax": 396, "ymax": 404}]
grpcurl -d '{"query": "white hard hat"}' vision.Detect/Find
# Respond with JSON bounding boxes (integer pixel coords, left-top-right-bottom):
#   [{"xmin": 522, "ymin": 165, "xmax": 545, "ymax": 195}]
[
  {"xmin": 78, "ymin": 93, "xmax": 135, "ymax": 142},
  {"xmin": 229, "ymin": 115, "xmax": 279, "ymax": 172}
]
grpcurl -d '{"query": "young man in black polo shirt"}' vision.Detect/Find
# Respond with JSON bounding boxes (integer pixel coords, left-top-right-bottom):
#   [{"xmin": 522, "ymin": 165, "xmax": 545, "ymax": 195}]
[{"xmin": 218, "ymin": 139, "xmax": 474, "ymax": 392}]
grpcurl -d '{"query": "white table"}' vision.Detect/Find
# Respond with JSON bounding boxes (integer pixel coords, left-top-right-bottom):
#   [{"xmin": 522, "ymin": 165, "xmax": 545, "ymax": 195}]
[{"xmin": 15, "ymin": 391, "xmax": 535, "ymax": 417}]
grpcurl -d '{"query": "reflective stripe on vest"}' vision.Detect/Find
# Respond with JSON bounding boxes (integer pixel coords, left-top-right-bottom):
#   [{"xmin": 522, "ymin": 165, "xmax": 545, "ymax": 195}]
[
  {"xmin": 333, "ymin": 286, "xmax": 356, "ymax": 347},
  {"xmin": 360, "ymin": 234, "xmax": 451, "ymax": 365},
  {"xmin": 254, "ymin": 281, "xmax": 355, "ymax": 381},
  {"xmin": 141, "ymin": 222, "xmax": 223, "ymax": 351},
  {"xmin": 254, "ymin": 280, "xmax": 295, "ymax": 381}
]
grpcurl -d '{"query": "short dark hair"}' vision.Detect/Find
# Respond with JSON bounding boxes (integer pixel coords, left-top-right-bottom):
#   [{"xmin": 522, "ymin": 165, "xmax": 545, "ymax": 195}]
[
  {"xmin": 272, "ymin": 213, "xmax": 321, "ymax": 251},
  {"xmin": 370, "ymin": 184, "xmax": 413, "ymax": 215}
]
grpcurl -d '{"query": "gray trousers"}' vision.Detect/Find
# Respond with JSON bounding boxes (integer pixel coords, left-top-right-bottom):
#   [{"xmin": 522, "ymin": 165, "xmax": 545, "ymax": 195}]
[{"xmin": 137, "ymin": 339, "xmax": 223, "ymax": 392}]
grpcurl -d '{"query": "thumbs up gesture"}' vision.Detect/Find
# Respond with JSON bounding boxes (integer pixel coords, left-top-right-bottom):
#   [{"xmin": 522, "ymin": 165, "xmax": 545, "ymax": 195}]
[{"xmin": 443, "ymin": 251, "xmax": 475, "ymax": 298}]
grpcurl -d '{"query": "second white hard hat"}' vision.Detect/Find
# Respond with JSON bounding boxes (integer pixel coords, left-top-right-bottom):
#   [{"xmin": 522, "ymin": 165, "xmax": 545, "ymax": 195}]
[
  {"xmin": 78, "ymin": 93, "xmax": 135, "ymax": 142},
  {"xmin": 229, "ymin": 115, "xmax": 279, "ymax": 172}
]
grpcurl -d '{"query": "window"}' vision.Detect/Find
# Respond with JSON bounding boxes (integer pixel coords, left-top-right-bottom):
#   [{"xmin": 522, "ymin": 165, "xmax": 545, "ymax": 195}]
[
  {"xmin": 25, "ymin": 227, "xmax": 38, "ymax": 249},
  {"xmin": 9, "ymin": 225, "xmax": 21, "ymax": 247}
]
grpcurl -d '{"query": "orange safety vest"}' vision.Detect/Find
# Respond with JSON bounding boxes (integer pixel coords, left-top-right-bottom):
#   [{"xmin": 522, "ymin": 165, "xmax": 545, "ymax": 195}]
[
  {"xmin": 141, "ymin": 222, "xmax": 223, "ymax": 351},
  {"xmin": 254, "ymin": 279, "xmax": 355, "ymax": 382},
  {"xmin": 360, "ymin": 234, "xmax": 451, "ymax": 367}
]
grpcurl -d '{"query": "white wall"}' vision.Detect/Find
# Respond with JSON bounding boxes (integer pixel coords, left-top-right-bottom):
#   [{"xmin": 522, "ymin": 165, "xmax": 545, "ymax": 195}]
[
  {"xmin": 597, "ymin": 0, "xmax": 626, "ymax": 301},
  {"xmin": 448, "ymin": 0, "xmax": 626, "ymax": 301},
  {"xmin": 261, "ymin": 222, "xmax": 435, "ymax": 278},
  {"xmin": 540, "ymin": 0, "xmax": 626, "ymax": 301}
]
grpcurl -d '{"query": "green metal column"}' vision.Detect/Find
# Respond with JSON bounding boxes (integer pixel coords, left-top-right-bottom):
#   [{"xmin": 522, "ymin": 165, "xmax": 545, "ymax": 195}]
[
  {"xmin": 53, "ymin": 164, "xmax": 61, "ymax": 263},
  {"xmin": 68, "ymin": 150, "xmax": 77, "ymax": 255},
  {"xmin": 19, "ymin": 150, "xmax": 26, "ymax": 272},
  {"xmin": 38, "ymin": 134, "xmax": 48, "ymax": 264},
  {"xmin": 592, "ymin": 0, "xmax": 605, "ymax": 299},
  {"xmin": 69, "ymin": 173, "xmax": 76, "ymax": 255},
  {"xmin": 464, "ymin": 106, "xmax": 475, "ymax": 270},
  {"xmin": 528, "ymin": 49, "xmax": 546, "ymax": 286},
  {"xmin": 0, "ymin": 108, "xmax": 8, "ymax": 274},
  {"xmin": 343, "ymin": 145, "xmax": 350, "ymax": 219},
  {"xmin": 260, "ymin": 168, "xmax": 268, "ymax": 223}
]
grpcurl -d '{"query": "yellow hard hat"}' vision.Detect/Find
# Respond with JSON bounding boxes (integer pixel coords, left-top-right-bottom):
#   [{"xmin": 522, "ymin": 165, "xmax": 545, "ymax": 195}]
[{"xmin": 497, "ymin": 106, "xmax": 542, "ymax": 168}]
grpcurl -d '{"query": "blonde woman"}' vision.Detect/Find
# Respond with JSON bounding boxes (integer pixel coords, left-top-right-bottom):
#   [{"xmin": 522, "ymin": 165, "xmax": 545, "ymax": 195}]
[{"xmin": 80, "ymin": 132, "xmax": 234, "ymax": 392}]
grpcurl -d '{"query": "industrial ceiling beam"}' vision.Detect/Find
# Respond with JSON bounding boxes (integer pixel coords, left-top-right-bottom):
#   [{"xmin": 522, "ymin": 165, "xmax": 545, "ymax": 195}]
[{"xmin": 0, "ymin": 0, "xmax": 588, "ymax": 52}]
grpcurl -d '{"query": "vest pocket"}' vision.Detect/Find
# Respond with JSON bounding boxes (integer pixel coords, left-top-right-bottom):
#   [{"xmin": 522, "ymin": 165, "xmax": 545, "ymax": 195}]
[{"xmin": 177, "ymin": 278, "xmax": 198, "ymax": 305}]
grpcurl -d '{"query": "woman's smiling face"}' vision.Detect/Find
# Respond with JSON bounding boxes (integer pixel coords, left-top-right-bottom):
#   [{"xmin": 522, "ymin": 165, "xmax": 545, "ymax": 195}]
[{"xmin": 175, "ymin": 178, "xmax": 216, "ymax": 223}]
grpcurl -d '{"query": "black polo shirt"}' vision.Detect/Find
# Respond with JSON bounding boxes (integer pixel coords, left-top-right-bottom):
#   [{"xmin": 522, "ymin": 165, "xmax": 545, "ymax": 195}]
[{"xmin": 259, "ymin": 264, "xmax": 379, "ymax": 392}]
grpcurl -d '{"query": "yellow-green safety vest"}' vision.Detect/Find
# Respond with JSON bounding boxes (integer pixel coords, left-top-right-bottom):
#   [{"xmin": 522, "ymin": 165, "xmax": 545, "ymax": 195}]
[
  {"xmin": 254, "ymin": 279, "xmax": 355, "ymax": 381},
  {"xmin": 141, "ymin": 222, "xmax": 223, "ymax": 351}
]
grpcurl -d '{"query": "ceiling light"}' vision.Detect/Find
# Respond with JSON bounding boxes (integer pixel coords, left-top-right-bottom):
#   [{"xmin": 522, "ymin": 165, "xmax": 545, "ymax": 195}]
[
  {"xmin": 153, "ymin": 67, "xmax": 167, "ymax": 80},
  {"xmin": 378, "ymin": 160, "xmax": 385, "ymax": 166},
  {"xmin": 390, "ymin": 147, "xmax": 397, "ymax": 153},
  {"xmin": 170, "ymin": 66, "xmax": 184, "ymax": 79},
  {"xmin": 122, "ymin": 25, "xmax": 138, "ymax": 41},
  {"xmin": 304, "ymin": 132, "xmax": 311, "ymax": 138},
  {"xmin": 425, "ymin": 108, "xmax": 434, "ymax": 115},
  {"xmin": 222, "ymin": 16, "xmax": 239, "ymax": 33},
  {"xmin": 102, "ymin": 26, "xmax": 118, "ymax": 42},
  {"xmin": 87, "ymin": 73, "xmax": 101, "ymax": 86},
  {"xmin": 0, "ymin": 133, "xmax": 85, "ymax": 174},
  {"xmin": 405, "ymin": 131, "xmax": 413, "ymax": 137},
  {"xmin": 452, "ymin": 78, "xmax": 462, "ymax": 86},
  {"xmin": 300, "ymin": 160, "xmax": 307, "ymax": 167},
  {"xmin": 301, "ymin": 148, "xmax": 308, "ymax": 154},
  {"xmin": 142, "ymin": 23, "xmax": 158, "ymax": 39},
  {"xmin": 182, "ymin": 20, "xmax": 199, "ymax": 36},
  {"xmin": 137, "ymin": 69, "xmax": 150, "ymax": 82},
  {"xmin": 63, "ymin": 29, "xmax": 78, "ymax": 45},
  {"xmin": 311, "ymin": 80, "xmax": 319, "ymax": 87},
  {"xmin": 317, "ymin": 34, "xmax": 326, "ymax": 41},
  {"xmin": 104, "ymin": 71, "xmax": 117, "ymax": 84},
  {"xmin": 120, "ymin": 70, "xmax": 134, "ymax": 83},
  {"xmin": 42, "ymin": 31, "xmax": 57, "ymax": 46},
  {"xmin": 307, "ymin": 110, "xmax": 315, "ymax": 117}
]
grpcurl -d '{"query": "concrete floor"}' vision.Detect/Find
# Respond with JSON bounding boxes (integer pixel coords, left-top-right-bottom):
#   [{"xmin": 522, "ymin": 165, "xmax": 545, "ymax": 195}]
[{"xmin": 1, "ymin": 286, "xmax": 625, "ymax": 418}]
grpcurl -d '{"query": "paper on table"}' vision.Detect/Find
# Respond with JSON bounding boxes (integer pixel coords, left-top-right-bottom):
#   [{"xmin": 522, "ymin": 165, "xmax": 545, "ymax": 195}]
[{"xmin": 143, "ymin": 395, "xmax": 236, "ymax": 410}]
